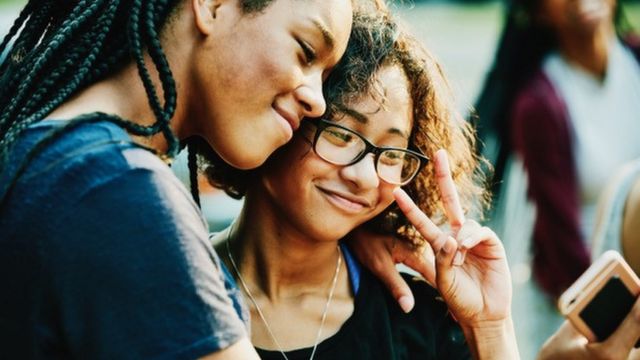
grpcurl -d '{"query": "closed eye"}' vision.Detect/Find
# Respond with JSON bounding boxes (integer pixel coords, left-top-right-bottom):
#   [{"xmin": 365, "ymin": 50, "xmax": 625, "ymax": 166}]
[{"xmin": 296, "ymin": 38, "xmax": 317, "ymax": 65}]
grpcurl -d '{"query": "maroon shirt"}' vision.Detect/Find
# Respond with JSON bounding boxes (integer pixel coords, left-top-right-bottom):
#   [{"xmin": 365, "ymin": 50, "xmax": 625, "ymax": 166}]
[{"xmin": 510, "ymin": 41, "xmax": 640, "ymax": 298}]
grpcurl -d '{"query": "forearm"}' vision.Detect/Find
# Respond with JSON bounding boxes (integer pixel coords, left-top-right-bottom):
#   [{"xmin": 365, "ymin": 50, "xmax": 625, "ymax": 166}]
[{"xmin": 461, "ymin": 318, "xmax": 520, "ymax": 360}]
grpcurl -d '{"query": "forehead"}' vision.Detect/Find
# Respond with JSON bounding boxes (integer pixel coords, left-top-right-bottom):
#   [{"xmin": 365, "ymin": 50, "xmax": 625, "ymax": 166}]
[
  {"xmin": 299, "ymin": 0, "xmax": 352, "ymax": 30},
  {"xmin": 341, "ymin": 65, "xmax": 413, "ymax": 135},
  {"xmin": 291, "ymin": 0, "xmax": 352, "ymax": 49}
]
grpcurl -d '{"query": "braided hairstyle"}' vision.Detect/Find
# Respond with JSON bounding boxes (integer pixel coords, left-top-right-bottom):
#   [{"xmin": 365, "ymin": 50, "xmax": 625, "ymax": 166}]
[{"xmin": 0, "ymin": 0, "xmax": 275, "ymax": 204}]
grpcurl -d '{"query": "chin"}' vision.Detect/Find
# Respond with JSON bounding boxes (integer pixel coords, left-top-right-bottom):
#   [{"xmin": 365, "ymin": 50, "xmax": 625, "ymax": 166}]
[
  {"xmin": 228, "ymin": 153, "xmax": 269, "ymax": 170},
  {"xmin": 214, "ymin": 146, "xmax": 270, "ymax": 170}
]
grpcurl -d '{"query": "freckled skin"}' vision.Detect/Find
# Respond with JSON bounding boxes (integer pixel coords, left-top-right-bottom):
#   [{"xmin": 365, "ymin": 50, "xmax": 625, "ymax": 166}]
[{"xmin": 190, "ymin": 0, "xmax": 353, "ymax": 169}]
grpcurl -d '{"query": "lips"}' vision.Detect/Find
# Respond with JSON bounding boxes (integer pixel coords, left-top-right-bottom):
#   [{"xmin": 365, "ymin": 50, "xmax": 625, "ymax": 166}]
[
  {"xmin": 317, "ymin": 187, "xmax": 373, "ymax": 213},
  {"xmin": 273, "ymin": 105, "xmax": 301, "ymax": 132}
]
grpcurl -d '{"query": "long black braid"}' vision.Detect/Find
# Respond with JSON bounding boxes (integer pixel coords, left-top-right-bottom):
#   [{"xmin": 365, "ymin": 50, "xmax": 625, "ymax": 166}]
[
  {"xmin": 0, "ymin": 0, "xmax": 185, "ymax": 206},
  {"xmin": 0, "ymin": 0, "xmax": 278, "ymax": 206}
]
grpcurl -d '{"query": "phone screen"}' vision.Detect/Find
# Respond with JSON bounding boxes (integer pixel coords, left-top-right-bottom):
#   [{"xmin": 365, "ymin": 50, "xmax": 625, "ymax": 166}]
[{"xmin": 579, "ymin": 276, "xmax": 635, "ymax": 341}]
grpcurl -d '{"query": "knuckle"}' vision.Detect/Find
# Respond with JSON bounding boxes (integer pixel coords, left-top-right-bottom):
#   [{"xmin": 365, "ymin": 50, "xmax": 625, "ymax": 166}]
[
  {"xmin": 371, "ymin": 258, "xmax": 389, "ymax": 274},
  {"xmin": 596, "ymin": 348, "xmax": 618, "ymax": 360}
]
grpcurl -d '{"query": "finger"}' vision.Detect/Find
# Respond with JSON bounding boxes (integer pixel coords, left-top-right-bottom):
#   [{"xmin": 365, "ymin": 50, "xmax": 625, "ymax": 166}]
[
  {"xmin": 435, "ymin": 234, "xmax": 457, "ymax": 286},
  {"xmin": 629, "ymin": 348, "xmax": 640, "ymax": 360},
  {"xmin": 434, "ymin": 149, "xmax": 465, "ymax": 232},
  {"xmin": 557, "ymin": 320, "xmax": 584, "ymax": 340},
  {"xmin": 455, "ymin": 219, "xmax": 482, "ymax": 244},
  {"xmin": 459, "ymin": 227, "xmax": 500, "ymax": 251},
  {"xmin": 452, "ymin": 219, "xmax": 482, "ymax": 266},
  {"xmin": 603, "ymin": 295, "xmax": 640, "ymax": 351},
  {"xmin": 393, "ymin": 188, "xmax": 443, "ymax": 246},
  {"xmin": 372, "ymin": 255, "xmax": 415, "ymax": 313},
  {"xmin": 399, "ymin": 243, "xmax": 436, "ymax": 286},
  {"xmin": 347, "ymin": 230, "xmax": 415, "ymax": 312}
]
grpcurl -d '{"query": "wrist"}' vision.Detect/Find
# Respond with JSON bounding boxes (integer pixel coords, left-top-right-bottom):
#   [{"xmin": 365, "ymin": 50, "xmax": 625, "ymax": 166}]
[{"xmin": 460, "ymin": 317, "xmax": 520, "ymax": 360}]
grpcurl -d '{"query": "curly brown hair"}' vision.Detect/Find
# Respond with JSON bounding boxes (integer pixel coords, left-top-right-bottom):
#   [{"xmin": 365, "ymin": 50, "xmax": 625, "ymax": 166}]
[{"xmin": 202, "ymin": 8, "xmax": 489, "ymax": 245}]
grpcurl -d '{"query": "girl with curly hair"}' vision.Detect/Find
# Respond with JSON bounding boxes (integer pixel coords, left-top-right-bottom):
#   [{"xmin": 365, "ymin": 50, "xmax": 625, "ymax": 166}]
[{"xmin": 207, "ymin": 10, "xmax": 519, "ymax": 359}]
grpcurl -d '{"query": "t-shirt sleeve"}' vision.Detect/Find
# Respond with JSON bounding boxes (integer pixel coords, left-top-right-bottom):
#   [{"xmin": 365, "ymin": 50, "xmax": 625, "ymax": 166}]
[{"xmin": 46, "ymin": 164, "xmax": 246, "ymax": 359}]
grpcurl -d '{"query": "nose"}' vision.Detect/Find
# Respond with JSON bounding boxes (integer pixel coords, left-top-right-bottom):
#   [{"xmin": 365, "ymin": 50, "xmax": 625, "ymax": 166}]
[
  {"xmin": 340, "ymin": 154, "xmax": 380, "ymax": 190},
  {"xmin": 294, "ymin": 71, "xmax": 326, "ymax": 118}
]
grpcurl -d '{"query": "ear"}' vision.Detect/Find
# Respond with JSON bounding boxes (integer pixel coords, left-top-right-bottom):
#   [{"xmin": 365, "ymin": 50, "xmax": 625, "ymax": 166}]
[{"xmin": 192, "ymin": 0, "xmax": 223, "ymax": 36}]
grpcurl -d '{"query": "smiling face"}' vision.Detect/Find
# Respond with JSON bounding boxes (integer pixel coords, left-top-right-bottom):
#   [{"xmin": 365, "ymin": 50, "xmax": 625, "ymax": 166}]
[
  {"xmin": 255, "ymin": 65, "xmax": 413, "ymax": 240},
  {"xmin": 191, "ymin": 0, "xmax": 352, "ymax": 169},
  {"xmin": 538, "ymin": 0, "xmax": 615, "ymax": 36}
]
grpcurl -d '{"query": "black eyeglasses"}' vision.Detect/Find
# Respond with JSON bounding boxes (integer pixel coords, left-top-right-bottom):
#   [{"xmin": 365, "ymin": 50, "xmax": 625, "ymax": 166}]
[{"xmin": 304, "ymin": 119, "xmax": 429, "ymax": 185}]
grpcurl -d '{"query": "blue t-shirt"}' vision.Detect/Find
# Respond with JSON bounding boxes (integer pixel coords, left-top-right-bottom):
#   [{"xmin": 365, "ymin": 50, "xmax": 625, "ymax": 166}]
[{"xmin": 0, "ymin": 119, "xmax": 246, "ymax": 359}]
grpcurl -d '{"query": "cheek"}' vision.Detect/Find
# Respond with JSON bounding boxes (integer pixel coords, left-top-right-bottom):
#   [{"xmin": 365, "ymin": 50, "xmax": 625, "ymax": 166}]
[
  {"xmin": 239, "ymin": 38, "xmax": 299, "ymax": 97},
  {"xmin": 379, "ymin": 184, "xmax": 397, "ymax": 207}
]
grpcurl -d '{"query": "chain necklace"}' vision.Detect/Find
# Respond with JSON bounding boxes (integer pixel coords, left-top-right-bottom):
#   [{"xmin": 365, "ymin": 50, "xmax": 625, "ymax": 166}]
[{"xmin": 225, "ymin": 231, "xmax": 342, "ymax": 360}]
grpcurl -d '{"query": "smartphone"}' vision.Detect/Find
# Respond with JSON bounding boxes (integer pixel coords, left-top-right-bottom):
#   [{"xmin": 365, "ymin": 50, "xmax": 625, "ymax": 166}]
[{"xmin": 558, "ymin": 250, "xmax": 640, "ymax": 342}]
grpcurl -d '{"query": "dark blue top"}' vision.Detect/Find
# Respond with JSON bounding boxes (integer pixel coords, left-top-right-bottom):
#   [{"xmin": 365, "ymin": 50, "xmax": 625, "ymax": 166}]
[
  {"xmin": 0, "ymin": 119, "xmax": 246, "ymax": 359},
  {"xmin": 219, "ymin": 242, "xmax": 469, "ymax": 360},
  {"xmin": 254, "ymin": 245, "xmax": 470, "ymax": 360}
]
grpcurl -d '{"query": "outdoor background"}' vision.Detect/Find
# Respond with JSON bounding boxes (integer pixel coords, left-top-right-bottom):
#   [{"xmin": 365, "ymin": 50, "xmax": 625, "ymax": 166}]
[{"xmin": 1, "ymin": 0, "xmax": 638, "ymax": 358}]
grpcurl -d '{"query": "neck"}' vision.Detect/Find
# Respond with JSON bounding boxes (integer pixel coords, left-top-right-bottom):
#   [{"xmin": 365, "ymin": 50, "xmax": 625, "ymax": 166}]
[
  {"xmin": 224, "ymin": 196, "xmax": 343, "ymax": 301},
  {"xmin": 46, "ymin": 14, "xmax": 199, "ymax": 155},
  {"xmin": 557, "ymin": 24, "xmax": 615, "ymax": 79}
]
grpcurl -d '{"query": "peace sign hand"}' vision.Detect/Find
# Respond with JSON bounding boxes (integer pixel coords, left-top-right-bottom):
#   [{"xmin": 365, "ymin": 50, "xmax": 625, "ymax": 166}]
[{"xmin": 393, "ymin": 149, "xmax": 512, "ymax": 326}]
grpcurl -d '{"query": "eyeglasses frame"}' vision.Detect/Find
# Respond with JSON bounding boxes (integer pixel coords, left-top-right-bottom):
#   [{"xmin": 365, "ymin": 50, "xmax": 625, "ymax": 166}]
[{"xmin": 306, "ymin": 118, "xmax": 430, "ymax": 185}]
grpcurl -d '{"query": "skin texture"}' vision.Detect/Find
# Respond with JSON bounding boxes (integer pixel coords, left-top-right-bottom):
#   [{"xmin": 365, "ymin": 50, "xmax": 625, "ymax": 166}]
[
  {"xmin": 48, "ymin": 0, "xmax": 353, "ymax": 169},
  {"xmin": 259, "ymin": 66, "xmax": 413, "ymax": 242},
  {"xmin": 190, "ymin": 0, "xmax": 353, "ymax": 168}
]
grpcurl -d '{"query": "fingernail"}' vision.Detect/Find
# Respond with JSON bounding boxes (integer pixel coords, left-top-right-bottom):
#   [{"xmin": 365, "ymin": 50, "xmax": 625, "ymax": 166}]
[
  {"xmin": 399, "ymin": 295, "xmax": 414, "ymax": 313},
  {"xmin": 442, "ymin": 236, "xmax": 455, "ymax": 254},
  {"xmin": 453, "ymin": 251, "xmax": 465, "ymax": 266},
  {"xmin": 461, "ymin": 237, "xmax": 473, "ymax": 249}
]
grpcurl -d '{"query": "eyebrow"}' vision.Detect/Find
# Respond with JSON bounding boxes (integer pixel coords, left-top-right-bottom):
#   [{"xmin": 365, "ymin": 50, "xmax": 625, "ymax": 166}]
[
  {"xmin": 312, "ymin": 19, "xmax": 335, "ymax": 50},
  {"xmin": 342, "ymin": 108, "xmax": 411, "ymax": 139}
]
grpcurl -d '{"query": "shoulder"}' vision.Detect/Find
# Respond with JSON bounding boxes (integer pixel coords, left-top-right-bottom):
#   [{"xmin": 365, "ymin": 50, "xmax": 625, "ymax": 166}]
[
  {"xmin": 512, "ymin": 70, "xmax": 565, "ymax": 121},
  {"xmin": 2, "ymin": 118, "xmax": 206, "ymax": 243},
  {"xmin": 510, "ymin": 70, "xmax": 570, "ymax": 142},
  {"xmin": 9, "ymin": 119, "xmax": 194, "ymax": 212}
]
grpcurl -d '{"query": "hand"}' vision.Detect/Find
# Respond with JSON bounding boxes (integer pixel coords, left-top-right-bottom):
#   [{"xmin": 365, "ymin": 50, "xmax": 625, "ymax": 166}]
[
  {"xmin": 348, "ymin": 227, "xmax": 436, "ymax": 312},
  {"xmin": 393, "ymin": 149, "xmax": 511, "ymax": 326},
  {"xmin": 538, "ymin": 297, "xmax": 640, "ymax": 360}
]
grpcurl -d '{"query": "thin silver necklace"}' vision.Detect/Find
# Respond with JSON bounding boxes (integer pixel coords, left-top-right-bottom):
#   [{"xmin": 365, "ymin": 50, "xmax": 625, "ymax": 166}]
[{"xmin": 225, "ymin": 230, "xmax": 342, "ymax": 360}]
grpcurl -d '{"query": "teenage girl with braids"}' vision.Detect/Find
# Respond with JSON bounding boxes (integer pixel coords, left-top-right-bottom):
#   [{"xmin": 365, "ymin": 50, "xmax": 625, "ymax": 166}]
[{"xmin": 0, "ymin": 0, "xmax": 354, "ymax": 358}]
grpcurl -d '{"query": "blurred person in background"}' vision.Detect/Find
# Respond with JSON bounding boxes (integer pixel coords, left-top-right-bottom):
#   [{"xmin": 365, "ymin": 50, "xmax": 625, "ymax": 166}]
[
  {"xmin": 475, "ymin": 0, "xmax": 640, "ymax": 300},
  {"xmin": 538, "ymin": 158, "xmax": 640, "ymax": 359},
  {"xmin": 473, "ymin": 0, "xmax": 640, "ymax": 356}
]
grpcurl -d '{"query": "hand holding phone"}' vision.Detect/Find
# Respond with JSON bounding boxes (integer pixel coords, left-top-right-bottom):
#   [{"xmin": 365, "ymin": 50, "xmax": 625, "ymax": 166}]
[{"xmin": 558, "ymin": 250, "xmax": 640, "ymax": 342}]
